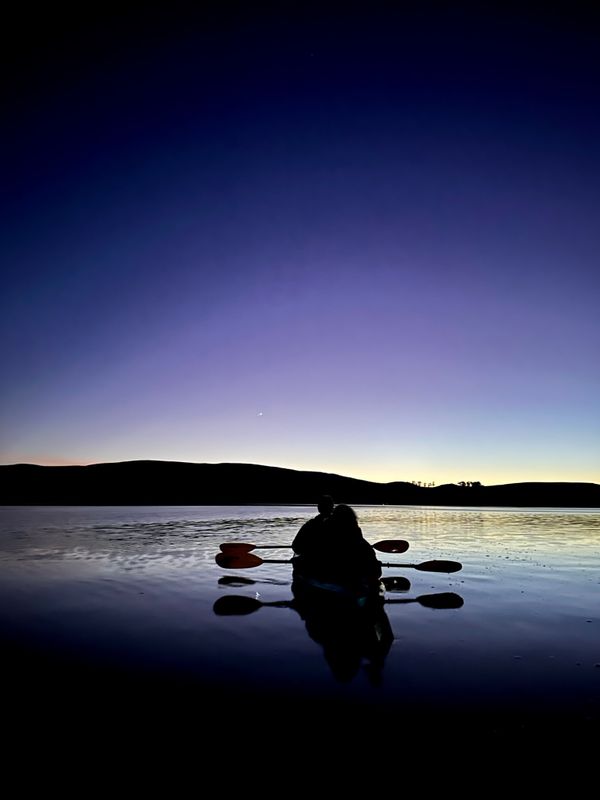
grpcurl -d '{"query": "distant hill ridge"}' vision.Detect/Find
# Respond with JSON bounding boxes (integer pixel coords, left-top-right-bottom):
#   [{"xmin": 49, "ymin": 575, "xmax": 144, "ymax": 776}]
[{"xmin": 1, "ymin": 460, "xmax": 599, "ymax": 507}]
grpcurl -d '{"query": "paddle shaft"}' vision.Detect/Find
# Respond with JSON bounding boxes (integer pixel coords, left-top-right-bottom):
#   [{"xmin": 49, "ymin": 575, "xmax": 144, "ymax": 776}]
[
  {"xmin": 220, "ymin": 539, "xmax": 409, "ymax": 554},
  {"xmin": 215, "ymin": 552, "xmax": 462, "ymax": 573}
]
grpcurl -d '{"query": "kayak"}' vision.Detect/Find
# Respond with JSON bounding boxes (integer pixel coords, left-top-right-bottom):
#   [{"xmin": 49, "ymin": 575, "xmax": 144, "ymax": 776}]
[{"xmin": 291, "ymin": 555, "xmax": 385, "ymax": 608}]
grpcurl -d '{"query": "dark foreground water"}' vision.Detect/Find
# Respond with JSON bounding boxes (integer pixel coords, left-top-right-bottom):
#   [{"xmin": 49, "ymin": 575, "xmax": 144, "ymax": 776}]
[{"xmin": 1, "ymin": 505, "xmax": 598, "ymax": 759}]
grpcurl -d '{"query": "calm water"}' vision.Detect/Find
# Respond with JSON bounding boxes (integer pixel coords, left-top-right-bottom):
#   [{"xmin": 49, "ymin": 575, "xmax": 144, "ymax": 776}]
[{"xmin": 1, "ymin": 504, "xmax": 599, "ymax": 745}]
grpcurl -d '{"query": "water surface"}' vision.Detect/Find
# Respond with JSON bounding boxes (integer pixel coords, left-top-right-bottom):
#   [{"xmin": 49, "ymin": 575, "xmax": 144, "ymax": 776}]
[{"xmin": 1, "ymin": 505, "xmax": 598, "ymax": 747}]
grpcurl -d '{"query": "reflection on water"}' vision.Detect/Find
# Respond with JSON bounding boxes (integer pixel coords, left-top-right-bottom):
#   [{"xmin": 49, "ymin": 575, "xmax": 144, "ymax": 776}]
[
  {"xmin": 214, "ymin": 555, "xmax": 465, "ymax": 684},
  {"xmin": 214, "ymin": 580, "xmax": 464, "ymax": 684},
  {"xmin": 290, "ymin": 576, "xmax": 395, "ymax": 685},
  {"xmin": 0, "ymin": 504, "xmax": 598, "ymax": 739},
  {"xmin": 214, "ymin": 573, "xmax": 398, "ymax": 685}
]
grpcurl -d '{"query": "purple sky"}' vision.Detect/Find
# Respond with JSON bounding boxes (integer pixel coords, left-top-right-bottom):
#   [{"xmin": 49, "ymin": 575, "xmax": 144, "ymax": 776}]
[{"xmin": 2, "ymin": 4, "xmax": 599, "ymax": 484}]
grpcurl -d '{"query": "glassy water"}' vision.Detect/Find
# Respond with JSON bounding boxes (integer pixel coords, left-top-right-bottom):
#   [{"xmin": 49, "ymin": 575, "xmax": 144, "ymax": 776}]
[{"xmin": 1, "ymin": 505, "xmax": 598, "ymax": 748}]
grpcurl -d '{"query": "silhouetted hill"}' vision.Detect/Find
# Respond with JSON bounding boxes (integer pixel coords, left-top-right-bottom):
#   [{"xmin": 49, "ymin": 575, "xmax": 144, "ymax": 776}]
[{"xmin": 0, "ymin": 461, "xmax": 599, "ymax": 507}]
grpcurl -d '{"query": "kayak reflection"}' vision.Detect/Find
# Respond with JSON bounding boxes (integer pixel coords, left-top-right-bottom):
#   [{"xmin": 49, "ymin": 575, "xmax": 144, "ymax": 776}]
[
  {"xmin": 290, "ymin": 565, "xmax": 394, "ymax": 685},
  {"xmin": 214, "ymin": 561, "xmax": 463, "ymax": 686}
]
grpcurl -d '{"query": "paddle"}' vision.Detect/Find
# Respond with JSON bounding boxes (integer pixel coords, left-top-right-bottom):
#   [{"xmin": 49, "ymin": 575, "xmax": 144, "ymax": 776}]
[
  {"xmin": 213, "ymin": 591, "xmax": 463, "ymax": 615},
  {"xmin": 218, "ymin": 575, "xmax": 410, "ymax": 590},
  {"xmin": 215, "ymin": 552, "xmax": 462, "ymax": 573},
  {"xmin": 219, "ymin": 538, "xmax": 409, "ymax": 554}
]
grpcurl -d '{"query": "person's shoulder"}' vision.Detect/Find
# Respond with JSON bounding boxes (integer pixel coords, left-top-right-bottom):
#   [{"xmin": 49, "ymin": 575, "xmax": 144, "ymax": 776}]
[
  {"xmin": 295, "ymin": 515, "xmax": 321, "ymax": 539},
  {"xmin": 300, "ymin": 515, "xmax": 319, "ymax": 530},
  {"xmin": 312, "ymin": 513, "xmax": 333, "ymax": 526}
]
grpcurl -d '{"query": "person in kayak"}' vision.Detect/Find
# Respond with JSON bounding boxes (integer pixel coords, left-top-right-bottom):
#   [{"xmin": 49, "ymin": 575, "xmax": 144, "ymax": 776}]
[
  {"xmin": 323, "ymin": 504, "xmax": 382, "ymax": 585},
  {"xmin": 293, "ymin": 503, "xmax": 382, "ymax": 590},
  {"xmin": 292, "ymin": 495, "xmax": 335, "ymax": 556},
  {"xmin": 291, "ymin": 504, "xmax": 390, "ymax": 683}
]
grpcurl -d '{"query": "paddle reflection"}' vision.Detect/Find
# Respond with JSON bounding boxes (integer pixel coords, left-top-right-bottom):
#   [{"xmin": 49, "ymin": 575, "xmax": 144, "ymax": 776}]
[{"xmin": 213, "ymin": 571, "xmax": 464, "ymax": 686}]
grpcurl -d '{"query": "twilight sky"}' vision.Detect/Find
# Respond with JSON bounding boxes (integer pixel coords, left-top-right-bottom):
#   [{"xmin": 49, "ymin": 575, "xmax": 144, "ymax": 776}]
[{"xmin": 2, "ymin": 3, "xmax": 599, "ymax": 484}]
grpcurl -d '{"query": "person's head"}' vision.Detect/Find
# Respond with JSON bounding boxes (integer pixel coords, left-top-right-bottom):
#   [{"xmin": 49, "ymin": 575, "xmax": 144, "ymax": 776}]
[
  {"xmin": 331, "ymin": 503, "xmax": 358, "ymax": 527},
  {"xmin": 317, "ymin": 495, "xmax": 334, "ymax": 516}
]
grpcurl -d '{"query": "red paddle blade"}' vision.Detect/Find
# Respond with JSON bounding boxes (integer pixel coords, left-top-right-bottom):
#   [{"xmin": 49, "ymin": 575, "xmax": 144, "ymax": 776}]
[
  {"xmin": 219, "ymin": 543, "xmax": 255, "ymax": 554},
  {"xmin": 372, "ymin": 539, "xmax": 409, "ymax": 554},
  {"xmin": 215, "ymin": 552, "xmax": 263, "ymax": 569}
]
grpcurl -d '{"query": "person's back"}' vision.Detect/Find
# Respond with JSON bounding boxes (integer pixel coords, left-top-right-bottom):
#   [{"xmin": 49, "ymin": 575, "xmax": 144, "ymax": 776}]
[
  {"xmin": 292, "ymin": 495, "xmax": 334, "ymax": 558},
  {"xmin": 294, "ymin": 503, "xmax": 381, "ymax": 590},
  {"xmin": 322, "ymin": 504, "xmax": 382, "ymax": 586}
]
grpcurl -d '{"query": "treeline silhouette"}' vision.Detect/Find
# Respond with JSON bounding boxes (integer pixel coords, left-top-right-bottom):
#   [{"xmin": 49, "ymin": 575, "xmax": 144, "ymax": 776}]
[
  {"xmin": 411, "ymin": 480, "xmax": 481, "ymax": 487},
  {"xmin": 1, "ymin": 461, "xmax": 599, "ymax": 507}
]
